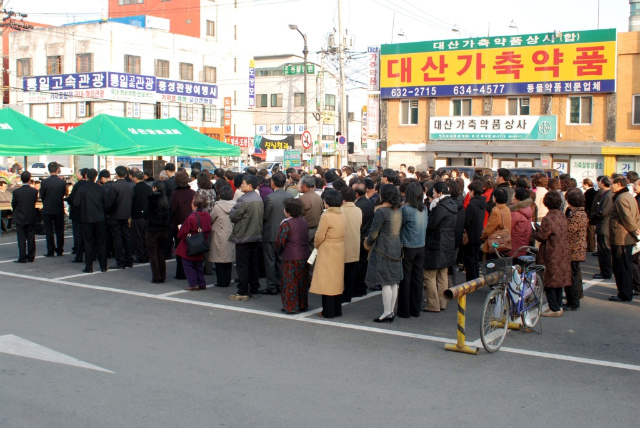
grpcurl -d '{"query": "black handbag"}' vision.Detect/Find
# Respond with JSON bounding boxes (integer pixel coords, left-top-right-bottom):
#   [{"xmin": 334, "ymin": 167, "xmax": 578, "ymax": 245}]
[{"xmin": 185, "ymin": 212, "xmax": 210, "ymax": 256}]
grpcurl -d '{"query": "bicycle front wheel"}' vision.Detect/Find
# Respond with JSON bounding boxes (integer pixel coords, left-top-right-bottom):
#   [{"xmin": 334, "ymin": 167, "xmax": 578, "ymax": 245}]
[
  {"xmin": 480, "ymin": 287, "xmax": 509, "ymax": 353},
  {"xmin": 522, "ymin": 272, "xmax": 545, "ymax": 329}
]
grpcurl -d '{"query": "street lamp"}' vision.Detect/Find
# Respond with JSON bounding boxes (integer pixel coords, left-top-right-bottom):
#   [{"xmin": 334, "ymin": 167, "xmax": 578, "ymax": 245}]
[
  {"xmin": 509, "ymin": 19, "xmax": 519, "ymax": 34},
  {"xmin": 451, "ymin": 24, "xmax": 461, "ymax": 38},
  {"xmin": 289, "ymin": 24, "xmax": 309, "ymax": 147}
]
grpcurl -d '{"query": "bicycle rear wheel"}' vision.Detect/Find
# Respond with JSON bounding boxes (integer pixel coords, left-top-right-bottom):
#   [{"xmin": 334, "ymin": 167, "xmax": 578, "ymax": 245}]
[
  {"xmin": 522, "ymin": 272, "xmax": 544, "ymax": 329},
  {"xmin": 480, "ymin": 287, "xmax": 509, "ymax": 353}
]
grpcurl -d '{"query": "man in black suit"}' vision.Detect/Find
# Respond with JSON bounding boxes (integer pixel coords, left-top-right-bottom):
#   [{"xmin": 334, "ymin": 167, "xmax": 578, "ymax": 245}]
[
  {"xmin": 66, "ymin": 168, "xmax": 88, "ymax": 263},
  {"xmin": 353, "ymin": 180, "xmax": 375, "ymax": 296},
  {"xmin": 74, "ymin": 168, "xmax": 110, "ymax": 273},
  {"xmin": 39, "ymin": 162, "xmax": 67, "ymax": 256},
  {"xmin": 108, "ymin": 166, "xmax": 134, "ymax": 269},
  {"xmin": 259, "ymin": 172, "xmax": 293, "ymax": 295},
  {"xmin": 131, "ymin": 169, "xmax": 152, "ymax": 263},
  {"xmin": 163, "ymin": 163, "xmax": 176, "ymax": 259},
  {"xmin": 11, "ymin": 171, "xmax": 38, "ymax": 263}
]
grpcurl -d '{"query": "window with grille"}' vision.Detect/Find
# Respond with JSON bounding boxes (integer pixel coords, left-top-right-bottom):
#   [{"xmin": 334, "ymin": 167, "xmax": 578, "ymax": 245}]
[
  {"xmin": 204, "ymin": 66, "xmax": 217, "ymax": 83},
  {"xmin": 180, "ymin": 63, "xmax": 194, "ymax": 81},
  {"xmin": 46, "ymin": 56, "xmax": 63, "ymax": 74},
  {"xmin": 155, "ymin": 59, "xmax": 170, "ymax": 78},
  {"xmin": 124, "ymin": 55, "xmax": 141, "ymax": 74},
  {"xmin": 76, "ymin": 53, "xmax": 93, "ymax": 73},
  {"xmin": 16, "ymin": 58, "xmax": 31, "ymax": 77}
]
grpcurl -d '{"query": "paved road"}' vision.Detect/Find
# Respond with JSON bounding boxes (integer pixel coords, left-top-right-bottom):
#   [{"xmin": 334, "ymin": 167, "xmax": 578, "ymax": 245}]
[{"xmin": 0, "ymin": 230, "xmax": 638, "ymax": 427}]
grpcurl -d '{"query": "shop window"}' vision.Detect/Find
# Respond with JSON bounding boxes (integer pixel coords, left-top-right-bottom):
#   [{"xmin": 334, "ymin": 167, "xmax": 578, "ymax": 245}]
[
  {"xmin": 452, "ymin": 98, "xmax": 472, "ymax": 116},
  {"xmin": 507, "ymin": 97, "xmax": 530, "ymax": 115},
  {"xmin": 569, "ymin": 96, "xmax": 592, "ymax": 124},
  {"xmin": 400, "ymin": 99, "xmax": 418, "ymax": 125}
]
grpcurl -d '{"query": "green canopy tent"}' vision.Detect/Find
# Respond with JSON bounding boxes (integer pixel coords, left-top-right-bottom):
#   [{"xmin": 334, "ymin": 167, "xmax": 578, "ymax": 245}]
[
  {"xmin": 67, "ymin": 114, "xmax": 241, "ymax": 157},
  {"xmin": 0, "ymin": 108, "xmax": 106, "ymax": 156}
]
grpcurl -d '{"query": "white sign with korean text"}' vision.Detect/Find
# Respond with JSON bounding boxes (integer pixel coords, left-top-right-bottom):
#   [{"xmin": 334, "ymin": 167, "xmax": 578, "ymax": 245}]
[
  {"xmin": 367, "ymin": 46, "xmax": 380, "ymax": 91},
  {"xmin": 570, "ymin": 156, "xmax": 604, "ymax": 182}
]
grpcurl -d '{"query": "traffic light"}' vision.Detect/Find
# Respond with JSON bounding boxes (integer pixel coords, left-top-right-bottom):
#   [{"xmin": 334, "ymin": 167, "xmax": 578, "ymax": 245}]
[{"xmin": 348, "ymin": 142, "xmax": 354, "ymax": 154}]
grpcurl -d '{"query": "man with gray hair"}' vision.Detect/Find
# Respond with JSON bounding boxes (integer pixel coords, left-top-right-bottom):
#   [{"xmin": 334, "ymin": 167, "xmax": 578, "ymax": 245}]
[{"xmin": 299, "ymin": 174, "xmax": 323, "ymax": 250}]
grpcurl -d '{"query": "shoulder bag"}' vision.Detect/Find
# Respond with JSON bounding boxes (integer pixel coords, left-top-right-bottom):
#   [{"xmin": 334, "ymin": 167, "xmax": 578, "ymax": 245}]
[{"xmin": 186, "ymin": 213, "xmax": 210, "ymax": 256}]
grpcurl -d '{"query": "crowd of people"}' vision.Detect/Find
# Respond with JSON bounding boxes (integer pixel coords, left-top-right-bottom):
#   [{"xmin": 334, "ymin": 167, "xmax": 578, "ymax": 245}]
[{"xmin": 5, "ymin": 161, "xmax": 640, "ymax": 321}]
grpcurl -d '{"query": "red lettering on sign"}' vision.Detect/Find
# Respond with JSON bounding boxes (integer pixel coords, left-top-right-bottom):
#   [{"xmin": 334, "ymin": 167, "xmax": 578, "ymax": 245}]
[
  {"xmin": 421, "ymin": 55, "xmax": 448, "ymax": 82},
  {"xmin": 573, "ymin": 46, "xmax": 607, "ymax": 76},
  {"xmin": 456, "ymin": 53, "xmax": 485, "ymax": 80},
  {"xmin": 493, "ymin": 51, "xmax": 524, "ymax": 79},
  {"xmin": 532, "ymin": 48, "xmax": 564, "ymax": 78},
  {"xmin": 387, "ymin": 57, "xmax": 411, "ymax": 82}
]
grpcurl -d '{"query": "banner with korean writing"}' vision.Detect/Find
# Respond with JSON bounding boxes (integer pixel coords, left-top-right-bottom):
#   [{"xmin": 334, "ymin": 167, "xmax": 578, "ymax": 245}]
[
  {"xmin": 249, "ymin": 60, "xmax": 256, "ymax": 108},
  {"xmin": 259, "ymin": 135, "xmax": 294, "ymax": 150},
  {"xmin": 284, "ymin": 64, "xmax": 315, "ymax": 75},
  {"xmin": 367, "ymin": 95, "xmax": 379, "ymax": 138},
  {"xmin": 429, "ymin": 115, "xmax": 557, "ymax": 140},
  {"xmin": 284, "ymin": 150, "xmax": 302, "ymax": 168},
  {"xmin": 368, "ymin": 46, "xmax": 380, "ymax": 91},
  {"xmin": 223, "ymin": 97, "xmax": 232, "ymax": 136},
  {"xmin": 381, "ymin": 29, "xmax": 616, "ymax": 98},
  {"xmin": 227, "ymin": 136, "xmax": 249, "ymax": 148},
  {"xmin": 156, "ymin": 78, "xmax": 218, "ymax": 104}
]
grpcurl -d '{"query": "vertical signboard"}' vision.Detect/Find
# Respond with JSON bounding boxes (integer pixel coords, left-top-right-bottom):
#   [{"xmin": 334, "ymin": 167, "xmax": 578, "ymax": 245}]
[
  {"xmin": 361, "ymin": 106, "xmax": 368, "ymax": 151},
  {"xmin": 368, "ymin": 46, "xmax": 380, "ymax": 91},
  {"xmin": 367, "ymin": 94, "xmax": 379, "ymax": 138},
  {"xmin": 249, "ymin": 60, "xmax": 256, "ymax": 108},
  {"xmin": 223, "ymin": 97, "xmax": 232, "ymax": 135}
]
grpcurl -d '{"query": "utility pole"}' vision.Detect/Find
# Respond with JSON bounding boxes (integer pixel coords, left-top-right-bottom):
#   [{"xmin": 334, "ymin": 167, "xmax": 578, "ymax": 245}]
[
  {"xmin": 316, "ymin": 52, "xmax": 325, "ymax": 167},
  {"xmin": 337, "ymin": 0, "xmax": 347, "ymax": 168},
  {"xmin": 1, "ymin": 4, "xmax": 34, "ymax": 105}
]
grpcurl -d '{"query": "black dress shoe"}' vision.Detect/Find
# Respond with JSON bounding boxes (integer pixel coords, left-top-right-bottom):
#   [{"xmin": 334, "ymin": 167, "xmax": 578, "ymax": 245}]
[
  {"xmin": 369, "ymin": 285, "xmax": 382, "ymax": 291},
  {"xmin": 70, "ymin": 259, "xmax": 84, "ymax": 263},
  {"xmin": 257, "ymin": 289, "xmax": 278, "ymax": 295},
  {"xmin": 82, "ymin": 268, "xmax": 93, "ymax": 273},
  {"xmin": 109, "ymin": 265, "xmax": 125, "ymax": 270},
  {"xmin": 609, "ymin": 296, "xmax": 631, "ymax": 302},
  {"xmin": 562, "ymin": 304, "xmax": 579, "ymax": 311},
  {"xmin": 42, "ymin": 253, "xmax": 54, "ymax": 257},
  {"xmin": 134, "ymin": 259, "xmax": 149, "ymax": 264},
  {"xmin": 100, "ymin": 268, "xmax": 108, "ymax": 273},
  {"xmin": 13, "ymin": 259, "xmax": 27, "ymax": 263},
  {"xmin": 593, "ymin": 274, "xmax": 612, "ymax": 279}
]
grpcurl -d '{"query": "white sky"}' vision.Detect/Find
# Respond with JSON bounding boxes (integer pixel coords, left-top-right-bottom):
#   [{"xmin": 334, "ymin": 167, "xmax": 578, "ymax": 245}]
[{"xmin": 6, "ymin": 0, "xmax": 632, "ymax": 91}]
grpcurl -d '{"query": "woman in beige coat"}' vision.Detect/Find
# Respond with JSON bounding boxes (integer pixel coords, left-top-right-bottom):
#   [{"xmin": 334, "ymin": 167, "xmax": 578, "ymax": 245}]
[
  {"xmin": 209, "ymin": 186, "xmax": 236, "ymax": 288},
  {"xmin": 310, "ymin": 189, "xmax": 346, "ymax": 318}
]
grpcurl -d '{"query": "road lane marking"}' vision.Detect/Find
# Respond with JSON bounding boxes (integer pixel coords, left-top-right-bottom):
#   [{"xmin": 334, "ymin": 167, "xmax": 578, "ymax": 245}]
[
  {"xmin": 0, "ymin": 334, "xmax": 113, "ymax": 373},
  {"xmin": 0, "ymin": 269, "xmax": 638, "ymax": 372}
]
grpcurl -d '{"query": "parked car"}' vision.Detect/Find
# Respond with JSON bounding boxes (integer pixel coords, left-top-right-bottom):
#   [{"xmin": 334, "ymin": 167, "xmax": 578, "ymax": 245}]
[
  {"xmin": 508, "ymin": 167, "xmax": 560, "ymax": 179},
  {"xmin": 436, "ymin": 166, "xmax": 493, "ymax": 179},
  {"xmin": 176, "ymin": 157, "xmax": 217, "ymax": 173},
  {"xmin": 254, "ymin": 162, "xmax": 282, "ymax": 175},
  {"xmin": 28, "ymin": 162, "xmax": 74, "ymax": 177}
]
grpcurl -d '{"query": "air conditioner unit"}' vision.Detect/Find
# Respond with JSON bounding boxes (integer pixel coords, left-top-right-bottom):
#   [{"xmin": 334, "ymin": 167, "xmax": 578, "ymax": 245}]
[
  {"xmin": 410, "ymin": 100, "xmax": 418, "ymax": 108},
  {"xmin": 521, "ymin": 98, "xmax": 530, "ymax": 106}
]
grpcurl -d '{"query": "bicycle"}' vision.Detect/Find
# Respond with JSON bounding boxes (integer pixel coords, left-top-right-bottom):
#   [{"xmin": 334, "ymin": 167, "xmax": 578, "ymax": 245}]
[{"xmin": 479, "ymin": 245, "xmax": 546, "ymax": 353}]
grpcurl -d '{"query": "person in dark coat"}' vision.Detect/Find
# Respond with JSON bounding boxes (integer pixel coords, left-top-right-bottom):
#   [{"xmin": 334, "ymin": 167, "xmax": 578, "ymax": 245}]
[
  {"xmin": 364, "ymin": 184, "xmax": 403, "ymax": 322},
  {"xmin": 107, "ymin": 166, "xmax": 134, "ymax": 269},
  {"xmin": 591, "ymin": 176, "xmax": 613, "ymax": 279},
  {"xmin": 131, "ymin": 170, "xmax": 152, "ymax": 263},
  {"xmin": 633, "ymin": 179, "xmax": 640, "ymax": 297},
  {"xmin": 260, "ymin": 172, "xmax": 293, "ymax": 295},
  {"xmin": 66, "ymin": 169, "xmax": 88, "ymax": 263},
  {"xmin": 423, "ymin": 181, "xmax": 457, "ymax": 312},
  {"xmin": 73, "ymin": 169, "xmax": 110, "ymax": 273},
  {"xmin": 534, "ymin": 190, "xmax": 571, "ymax": 316},
  {"xmin": 171, "ymin": 171, "xmax": 196, "ymax": 280},
  {"xmin": 144, "ymin": 181, "xmax": 171, "ymax": 283},
  {"xmin": 11, "ymin": 171, "xmax": 38, "ymax": 263},
  {"xmin": 353, "ymin": 180, "xmax": 375, "ymax": 297},
  {"xmin": 462, "ymin": 180, "xmax": 487, "ymax": 281},
  {"xmin": 448, "ymin": 179, "xmax": 466, "ymax": 288},
  {"xmin": 39, "ymin": 162, "xmax": 67, "ymax": 257},
  {"xmin": 565, "ymin": 188, "xmax": 588, "ymax": 309},
  {"xmin": 583, "ymin": 178, "xmax": 597, "ymax": 252}
]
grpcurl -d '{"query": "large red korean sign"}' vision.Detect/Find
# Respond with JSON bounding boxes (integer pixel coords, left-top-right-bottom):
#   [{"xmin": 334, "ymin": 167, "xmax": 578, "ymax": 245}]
[{"xmin": 380, "ymin": 29, "xmax": 616, "ymax": 98}]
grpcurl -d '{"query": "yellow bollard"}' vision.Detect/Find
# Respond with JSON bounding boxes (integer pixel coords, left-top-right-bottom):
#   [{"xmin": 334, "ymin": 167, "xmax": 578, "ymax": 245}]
[{"xmin": 444, "ymin": 295, "xmax": 479, "ymax": 355}]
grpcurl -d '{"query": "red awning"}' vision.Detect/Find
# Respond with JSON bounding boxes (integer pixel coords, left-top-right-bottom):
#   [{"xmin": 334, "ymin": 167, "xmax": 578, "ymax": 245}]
[{"xmin": 252, "ymin": 151, "xmax": 267, "ymax": 160}]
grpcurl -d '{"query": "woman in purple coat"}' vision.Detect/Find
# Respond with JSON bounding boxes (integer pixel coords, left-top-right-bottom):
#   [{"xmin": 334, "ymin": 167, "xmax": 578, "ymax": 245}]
[
  {"xmin": 275, "ymin": 198, "xmax": 310, "ymax": 314},
  {"xmin": 176, "ymin": 194, "xmax": 212, "ymax": 291}
]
